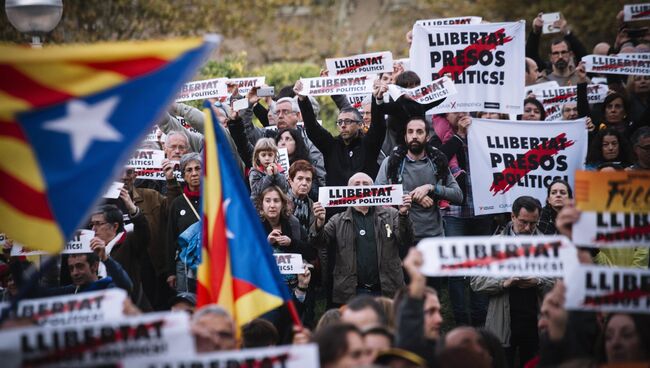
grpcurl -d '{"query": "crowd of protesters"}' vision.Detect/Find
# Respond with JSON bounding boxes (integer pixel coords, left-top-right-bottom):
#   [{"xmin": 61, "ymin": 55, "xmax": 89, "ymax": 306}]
[{"xmin": 1, "ymin": 9, "xmax": 650, "ymax": 368}]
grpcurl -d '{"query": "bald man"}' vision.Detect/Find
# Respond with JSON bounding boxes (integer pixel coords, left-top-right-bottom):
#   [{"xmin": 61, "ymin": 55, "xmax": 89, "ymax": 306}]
[{"xmin": 311, "ymin": 172, "xmax": 414, "ymax": 305}]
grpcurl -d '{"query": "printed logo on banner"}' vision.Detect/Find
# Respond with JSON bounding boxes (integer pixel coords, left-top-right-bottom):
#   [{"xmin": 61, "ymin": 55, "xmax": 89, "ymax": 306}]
[
  {"xmin": 573, "ymin": 211, "xmax": 650, "ymax": 247},
  {"xmin": 326, "ymin": 51, "xmax": 393, "ymax": 76},
  {"xmin": 624, "ymin": 3, "xmax": 650, "ymax": 22},
  {"xmin": 582, "ymin": 54, "xmax": 650, "ymax": 76},
  {"xmin": 565, "ymin": 264, "xmax": 650, "ymax": 314},
  {"xmin": 409, "ymin": 22, "xmax": 525, "ymax": 114},
  {"xmin": 318, "ymin": 185, "xmax": 403, "ymax": 208},
  {"xmin": 299, "ymin": 75, "xmax": 377, "ymax": 96},
  {"xmin": 468, "ymin": 119, "xmax": 587, "ymax": 215},
  {"xmin": 417, "ymin": 235, "xmax": 577, "ymax": 277}
]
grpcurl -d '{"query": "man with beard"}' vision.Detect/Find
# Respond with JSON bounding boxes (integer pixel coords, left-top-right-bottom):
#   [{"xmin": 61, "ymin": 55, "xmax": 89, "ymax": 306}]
[
  {"xmin": 375, "ymin": 117, "xmax": 462, "ymax": 242},
  {"xmin": 538, "ymin": 39, "xmax": 589, "ymax": 86}
]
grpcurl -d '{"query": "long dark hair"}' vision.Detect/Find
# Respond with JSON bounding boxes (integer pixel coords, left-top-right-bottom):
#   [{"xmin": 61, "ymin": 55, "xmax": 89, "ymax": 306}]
[
  {"xmin": 275, "ymin": 128, "xmax": 310, "ymax": 163},
  {"xmin": 603, "ymin": 92, "xmax": 629, "ymax": 125},
  {"xmin": 586, "ymin": 128, "xmax": 634, "ymax": 166},
  {"xmin": 519, "ymin": 98, "xmax": 547, "ymax": 121}
]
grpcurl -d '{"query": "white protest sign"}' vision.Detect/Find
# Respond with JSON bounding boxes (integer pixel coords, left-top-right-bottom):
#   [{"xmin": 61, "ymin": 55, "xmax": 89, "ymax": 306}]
[
  {"xmin": 617, "ymin": 52, "xmax": 650, "ymax": 61},
  {"xmin": 232, "ymin": 98, "xmax": 249, "ymax": 112},
  {"xmin": 226, "ymin": 76, "xmax": 265, "ymax": 96},
  {"xmin": 299, "ymin": 75, "xmax": 376, "ymax": 96},
  {"xmin": 541, "ymin": 12, "xmax": 561, "ymax": 34},
  {"xmin": 277, "ymin": 147, "xmax": 290, "ymax": 176},
  {"xmin": 326, "ymin": 51, "xmax": 393, "ymax": 76},
  {"xmin": 624, "ymin": 3, "xmax": 650, "ymax": 21},
  {"xmin": 387, "ymin": 76, "xmax": 457, "ymax": 104},
  {"xmin": 417, "ymin": 236, "xmax": 576, "ymax": 277},
  {"xmin": 11, "ymin": 230, "xmax": 94, "ymax": 256},
  {"xmin": 582, "ymin": 54, "xmax": 650, "ymax": 76},
  {"xmin": 178, "ymin": 116, "xmax": 200, "ymax": 134},
  {"xmin": 275, "ymin": 253, "xmax": 304, "ymax": 275},
  {"xmin": 529, "ymin": 84, "xmax": 608, "ymax": 121},
  {"xmin": 103, "ymin": 181, "xmax": 124, "ymax": 199},
  {"xmin": 14, "ymin": 289, "xmax": 126, "ymax": 327},
  {"xmin": 176, "ymin": 78, "xmax": 228, "ymax": 102},
  {"xmin": 409, "ymin": 22, "xmax": 525, "ymax": 114},
  {"xmin": 122, "ymin": 343, "xmax": 320, "ymax": 368},
  {"xmin": 565, "ymin": 264, "xmax": 650, "ymax": 314},
  {"xmin": 0, "ymin": 311, "xmax": 195, "ymax": 367},
  {"xmin": 126, "ymin": 149, "xmax": 183, "ymax": 181},
  {"xmin": 318, "ymin": 185, "xmax": 403, "ymax": 208},
  {"xmin": 468, "ymin": 119, "xmax": 587, "ymax": 215},
  {"xmin": 347, "ymin": 94, "xmax": 371, "ymax": 110},
  {"xmin": 415, "ymin": 16, "xmax": 482, "ymax": 27},
  {"xmin": 144, "ymin": 127, "xmax": 160, "ymax": 143},
  {"xmin": 573, "ymin": 211, "xmax": 650, "ymax": 247}
]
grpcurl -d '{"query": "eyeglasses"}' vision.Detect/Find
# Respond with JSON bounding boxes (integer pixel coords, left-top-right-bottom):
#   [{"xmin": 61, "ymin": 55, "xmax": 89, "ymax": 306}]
[
  {"xmin": 637, "ymin": 144, "xmax": 650, "ymax": 151},
  {"xmin": 168, "ymin": 144, "xmax": 188, "ymax": 151},
  {"xmin": 551, "ymin": 50, "xmax": 570, "ymax": 56},
  {"xmin": 184, "ymin": 167, "xmax": 202, "ymax": 173},
  {"xmin": 89, "ymin": 221, "xmax": 108, "ymax": 228},
  {"xmin": 276, "ymin": 109, "xmax": 295, "ymax": 116},
  {"xmin": 336, "ymin": 119, "xmax": 360, "ymax": 126}
]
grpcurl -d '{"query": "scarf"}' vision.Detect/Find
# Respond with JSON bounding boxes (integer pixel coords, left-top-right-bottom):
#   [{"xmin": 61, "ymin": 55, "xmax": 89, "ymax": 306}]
[{"xmin": 184, "ymin": 186, "xmax": 200, "ymax": 201}]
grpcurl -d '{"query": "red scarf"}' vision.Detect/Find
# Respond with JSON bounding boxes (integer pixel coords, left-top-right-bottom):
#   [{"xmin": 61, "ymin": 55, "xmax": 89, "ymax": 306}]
[
  {"xmin": 184, "ymin": 186, "xmax": 200, "ymax": 200},
  {"xmin": 256, "ymin": 162, "xmax": 284, "ymax": 174}
]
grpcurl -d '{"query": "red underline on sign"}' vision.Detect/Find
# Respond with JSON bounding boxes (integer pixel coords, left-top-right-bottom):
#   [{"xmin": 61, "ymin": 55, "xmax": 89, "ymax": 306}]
[
  {"xmin": 583, "ymin": 289, "xmax": 650, "ymax": 305},
  {"xmin": 489, "ymin": 133, "xmax": 575, "ymax": 195},
  {"xmin": 435, "ymin": 28, "xmax": 513, "ymax": 77},
  {"xmin": 595, "ymin": 224, "xmax": 650, "ymax": 243},
  {"xmin": 632, "ymin": 10, "xmax": 650, "ymax": 19},
  {"xmin": 440, "ymin": 242, "xmax": 558, "ymax": 270},
  {"xmin": 27, "ymin": 295, "xmax": 103, "ymax": 320},
  {"xmin": 543, "ymin": 92, "xmax": 576, "ymax": 104}
]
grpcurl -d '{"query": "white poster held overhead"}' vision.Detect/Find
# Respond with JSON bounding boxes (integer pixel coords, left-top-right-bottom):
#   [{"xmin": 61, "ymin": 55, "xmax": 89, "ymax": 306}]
[
  {"xmin": 326, "ymin": 51, "xmax": 393, "ymax": 76},
  {"xmin": 565, "ymin": 264, "xmax": 650, "ymax": 314},
  {"xmin": 387, "ymin": 76, "xmax": 457, "ymax": 104},
  {"xmin": 468, "ymin": 118, "xmax": 587, "ymax": 215},
  {"xmin": 624, "ymin": 3, "xmax": 650, "ymax": 21},
  {"xmin": 582, "ymin": 54, "xmax": 650, "ymax": 76},
  {"xmin": 541, "ymin": 12, "xmax": 561, "ymax": 34},
  {"xmin": 347, "ymin": 94, "xmax": 371, "ymax": 110},
  {"xmin": 573, "ymin": 211, "xmax": 650, "ymax": 247},
  {"xmin": 415, "ymin": 16, "xmax": 482, "ymax": 27},
  {"xmin": 417, "ymin": 235, "xmax": 577, "ymax": 277},
  {"xmin": 126, "ymin": 149, "xmax": 183, "ymax": 181},
  {"xmin": 299, "ymin": 75, "xmax": 377, "ymax": 96},
  {"xmin": 528, "ymin": 84, "xmax": 608, "ymax": 121},
  {"xmin": 226, "ymin": 76, "xmax": 265, "ymax": 95},
  {"xmin": 319, "ymin": 185, "xmax": 403, "ymax": 208},
  {"xmin": 176, "ymin": 78, "xmax": 228, "ymax": 102},
  {"xmin": 11, "ymin": 229, "xmax": 94, "ymax": 256},
  {"xmin": 409, "ymin": 22, "xmax": 525, "ymax": 114}
]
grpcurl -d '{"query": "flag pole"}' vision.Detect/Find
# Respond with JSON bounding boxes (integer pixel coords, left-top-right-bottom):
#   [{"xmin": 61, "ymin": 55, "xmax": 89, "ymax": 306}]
[{"xmin": 286, "ymin": 300, "xmax": 303, "ymax": 330}]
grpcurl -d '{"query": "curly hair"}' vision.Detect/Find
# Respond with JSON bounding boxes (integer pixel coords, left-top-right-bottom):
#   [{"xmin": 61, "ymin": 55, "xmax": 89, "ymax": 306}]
[
  {"xmin": 255, "ymin": 185, "xmax": 292, "ymax": 220},
  {"xmin": 586, "ymin": 128, "xmax": 634, "ymax": 166}
]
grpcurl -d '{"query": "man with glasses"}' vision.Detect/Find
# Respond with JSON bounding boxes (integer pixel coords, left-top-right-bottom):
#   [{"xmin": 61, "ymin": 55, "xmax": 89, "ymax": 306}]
[
  {"xmin": 192, "ymin": 304, "xmax": 237, "ymax": 352},
  {"xmin": 631, "ymin": 127, "xmax": 650, "ymax": 170},
  {"xmin": 471, "ymin": 196, "xmax": 553, "ymax": 368}
]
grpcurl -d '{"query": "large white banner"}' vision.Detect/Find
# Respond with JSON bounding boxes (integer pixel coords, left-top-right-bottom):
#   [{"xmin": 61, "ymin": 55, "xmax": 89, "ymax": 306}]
[
  {"xmin": 326, "ymin": 51, "xmax": 393, "ymax": 76},
  {"xmin": 409, "ymin": 22, "xmax": 525, "ymax": 114},
  {"xmin": 624, "ymin": 3, "xmax": 650, "ymax": 21},
  {"xmin": 565, "ymin": 264, "xmax": 650, "ymax": 314},
  {"xmin": 300, "ymin": 75, "xmax": 377, "ymax": 96},
  {"xmin": 468, "ymin": 118, "xmax": 587, "ymax": 215},
  {"xmin": 573, "ymin": 211, "xmax": 650, "ymax": 247},
  {"xmin": 417, "ymin": 236, "xmax": 577, "ymax": 277},
  {"xmin": 527, "ymin": 84, "xmax": 608, "ymax": 121},
  {"xmin": 582, "ymin": 54, "xmax": 650, "ymax": 76},
  {"xmin": 123, "ymin": 344, "xmax": 320, "ymax": 368}
]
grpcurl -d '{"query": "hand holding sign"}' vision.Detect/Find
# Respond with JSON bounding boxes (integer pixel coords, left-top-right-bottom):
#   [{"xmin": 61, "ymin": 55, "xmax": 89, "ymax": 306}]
[
  {"xmin": 540, "ymin": 280, "xmax": 568, "ymax": 341},
  {"xmin": 119, "ymin": 187, "xmax": 137, "ymax": 215},
  {"xmin": 161, "ymin": 158, "xmax": 175, "ymax": 180},
  {"xmin": 533, "ymin": 12, "xmax": 544, "ymax": 34},
  {"xmin": 373, "ymin": 78, "xmax": 388, "ymax": 100},
  {"xmin": 297, "ymin": 263, "xmax": 312, "ymax": 289},
  {"xmin": 90, "ymin": 237, "xmax": 108, "ymax": 262},
  {"xmin": 457, "ymin": 115, "xmax": 472, "ymax": 138},
  {"xmin": 399, "ymin": 194, "xmax": 412, "ymax": 215},
  {"xmin": 313, "ymin": 202, "xmax": 326, "ymax": 228},
  {"xmin": 294, "ymin": 80, "xmax": 306, "ymax": 101},
  {"xmin": 403, "ymin": 247, "xmax": 425, "ymax": 298},
  {"xmin": 576, "ymin": 61, "xmax": 588, "ymax": 84}
]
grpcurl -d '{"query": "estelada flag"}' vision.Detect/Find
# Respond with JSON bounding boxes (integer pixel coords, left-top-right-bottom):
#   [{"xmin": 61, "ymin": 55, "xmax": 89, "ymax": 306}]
[
  {"xmin": 198, "ymin": 100, "xmax": 292, "ymax": 328},
  {"xmin": 0, "ymin": 36, "xmax": 219, "ymax": 252}
]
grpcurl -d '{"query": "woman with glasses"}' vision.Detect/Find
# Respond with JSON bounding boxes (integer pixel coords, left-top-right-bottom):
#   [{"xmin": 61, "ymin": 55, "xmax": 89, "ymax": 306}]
[{"xmin": 166, "ymin": 152, "xmax": 202, "ymax": 294}]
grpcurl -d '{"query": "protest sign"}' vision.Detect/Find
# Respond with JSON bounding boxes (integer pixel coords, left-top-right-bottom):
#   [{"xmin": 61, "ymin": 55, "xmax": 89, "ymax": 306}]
[
  {"xmin": 575, "ymin": 170, "xmax": 650, "ymax": 214},
  {"xmin": 232, "ymin": 98, "xmax": 249, "ymax": 112},
  {"xmin": 274, "ymin": 253, "xmax": 304, "ymax": 274},
  {"xmin": 13, "ymin": 289, "xmax": 126, "ymax": 327},
  {"xmin": 299, "ymin": 75, "xmax": 376, "ymax": 96},
  {"xmin": 541, "ymin": 12, "xmax": 561, "ymax": 34},
  {"xmin": 103, "ymin": 181, "xmax": 124, "ymax": 199},
  {"xmin": 565, "ymin": 264, "xmax": 650, "ymax": 314},
  {"xmin": 347, "ymin": 94, "xmax": 371, "ymax": 110},
  {"xmin": 528, "ymin": 84, "xmax": 608, "ymax": 121},
  {"xmin": 409, "ymin": 22, "xmax": 525, "ymax": 114},
  {"xmin": 415, "ymin": 16, "xmax": 482, "ymax": 27},
  {"xmin": 582, "ymin": 54, "xmax": 650, "ymax": 76},
  {"xmin": 573, "ymin": 211, "xmax": 650, "ymax": 247},
  {"xmin": 176, "ymin": 78, "xmax": 228, "ymax": 102},
  {"xmin": 624, "ymin": 3, "xmax": 650, "ymax": 21},
  {"xmin": 277, "ymin": 147, "xmax": 290, "ymax": 175},
  {"xmin": 319, "ymin": 185, "xmax": 403, "ymax": 208},
  {"xmin": 143, "ymin": 127, "xmax": 160, "ymax": 143},
  {"xmin": 468, "ymin": 119, "xmax": 587, "ymax": 215},
  {"xmin": 178, "ymin": 116, "xmax": 200, "ymax": 134},
  {"xmin": 126, "ymin": 149, "xmax": 183, "ymax": 181},
  {"xmin": 617, "ymin": 52, "xmax": 650, "ymax": 61},
  {"xmin": 326, "ymin": 51, "xmax": 393, "ymax": 76},
  {"xmin": 122, "ymin": 343, "xmax": 320, "ymax": 368},
  {"xmin": 0, "ymin": 311, "xmax": 194, "ymax": 367},
  {"xmin": 387, "ymin": 76, "xmax": 457, "ymax": 104},
  {"xmin": 11, "ymin": 230, "xmax": 94, "ymax": 256},
  {"xmin": 226, "ymin": 76, "xmax": 265, "ymax": 96}
]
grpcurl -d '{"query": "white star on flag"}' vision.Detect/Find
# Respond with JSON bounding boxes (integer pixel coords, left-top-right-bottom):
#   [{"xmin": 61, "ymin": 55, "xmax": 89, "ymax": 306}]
[
  {"xmin": 43, "ymin": 97, "xmax": 123, "ymax": 162},
  {"xmin": 223, "ymin": 198, "xmax": 235, "ymax": 239}
]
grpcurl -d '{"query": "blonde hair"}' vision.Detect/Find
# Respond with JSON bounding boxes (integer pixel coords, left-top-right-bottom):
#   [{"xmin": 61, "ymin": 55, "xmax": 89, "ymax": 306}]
[{"xmin": 252, "ymin": 138, "xmax": 278, "ymax": 167}]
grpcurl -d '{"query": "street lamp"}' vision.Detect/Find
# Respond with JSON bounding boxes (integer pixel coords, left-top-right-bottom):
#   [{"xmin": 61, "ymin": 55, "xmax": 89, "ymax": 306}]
[{"xmin": 5, "ymin": 0, "xmax": 63, "ymax": 47}]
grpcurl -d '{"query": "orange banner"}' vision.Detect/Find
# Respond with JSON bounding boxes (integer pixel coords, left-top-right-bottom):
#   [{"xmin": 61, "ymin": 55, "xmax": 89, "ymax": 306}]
[{"xmin": 574, "ymin": 170, "xmax": 650, "ymax": 213}]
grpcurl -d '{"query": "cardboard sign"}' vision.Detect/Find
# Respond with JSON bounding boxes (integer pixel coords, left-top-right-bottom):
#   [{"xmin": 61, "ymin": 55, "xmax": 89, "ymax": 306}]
[
  {"xmin": 347, "ymin": 94, "xmax": 371, "ymax": 110},
  {"xmin": 277, "ymin": 147, "xmax": 290, "ymax": 176},
  {"xmin": 582, "ymin": 54, "xmax": 650, "ymax": 76},
  {"xmin": 573, "ymin": 211, "xmax": 650, "ymax": 247},
  {"xmin": 299, "ymin": 75, "xmax": 376, "ymax": 96},
  {"xmin": 122, "ymin": 344, "xmax": 320, "ymax": 368},
  {"xmin": 624, "ymin": 3, "xmax": 650, "ymax": 21},
  {"xmin": 326, "ymin": 51, "xmax": 393, "ymax": 76},
  {"xmin": 226, "ymin": 76, "xmax": 265, "ymax": 96},
  {"xmin": 0, "ymin": 311, "xmax": 194, "ymax": 367},
  {"xmin": 126, "ymin": 149, "xmax": 183, "ymax": 181},
  {"xmin": 468, "ymin": 119, "xmax": 587, "ymax": 215},
  {"xmin": 176, "ymin": 78, "xmax": 228, "ymax": 102},
  {"xmin": 12, "ymin": 289, "xmax": 126, "ymax": 327},
  {"xmin": 11, "ymin": 230, "xmax": 94, "ymax": 256},
  {"xmin": 274, "ymin": 253, "xmax": 304, "ymax": 274},
  {"xmin": 409, "ymin": 22, "xmax": 525, "ymax": 114},
  {"xmin": 565, "ymin": 264, "xmax": 650, "ymax": 314},
  {"xmin": 417, "ymin": 235, "xmax": 577, "ymax": 277},
  {"xmin": 415, "ymin": 16, "xmax": 482, "ymax": 27},
  {"xmin": 103, "ymin": 181, "xmax": 124, "ymax": 199},
  {"xmin": 528, "ymin": 84, "xmax": 608, "ymax": 121},
  {"xmin": 575, "ymin": 170, "xmax": 650, "ymax": 214},
  {"xmin": 318, "ymin": 185, "xmax": 403, "ymax": 207},
  {"xmin": 541, "ymin": 12, "xmax": 561, "ymax": 34},
  {"xmin": 387, "ymin": 76, "xmax": 457, "ymax": 104}
]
